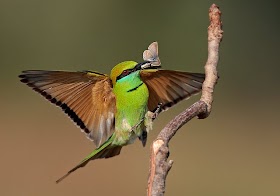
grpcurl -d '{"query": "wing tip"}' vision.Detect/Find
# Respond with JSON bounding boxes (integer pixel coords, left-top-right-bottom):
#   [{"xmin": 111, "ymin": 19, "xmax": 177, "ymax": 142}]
[
  {"xmin": 18, "ymin": 70, "xmax": 115, "ymax": 148},
  {"xmin": 19, "ymin": 72, "xmax": 92, "ymax": 136}
]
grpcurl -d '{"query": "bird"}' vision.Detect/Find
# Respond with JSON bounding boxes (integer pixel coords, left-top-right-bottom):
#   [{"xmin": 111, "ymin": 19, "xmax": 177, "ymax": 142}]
[{"xmin": 19, "ymin": 42, "xmax": 205, "ymax": 183}]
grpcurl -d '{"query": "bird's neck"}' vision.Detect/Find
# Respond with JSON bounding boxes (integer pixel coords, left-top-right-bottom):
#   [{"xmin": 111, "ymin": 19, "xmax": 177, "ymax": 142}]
[{"xmin": 114, "ymin": 75, "xmax": 148, "ymax": 109}]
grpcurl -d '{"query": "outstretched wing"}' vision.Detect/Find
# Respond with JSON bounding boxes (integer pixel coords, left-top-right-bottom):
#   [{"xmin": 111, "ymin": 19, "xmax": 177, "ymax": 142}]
[
  {"xmin": 140, "ymin": 69, "xmax": 205, "ymax": 112},
  {"xmin": 19, "ymin": 70, "xmax": 116, "ymax": 147}
]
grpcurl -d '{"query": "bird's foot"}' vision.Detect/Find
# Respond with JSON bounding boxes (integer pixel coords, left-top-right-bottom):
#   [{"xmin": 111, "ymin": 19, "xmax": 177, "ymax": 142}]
[
  {"xmin": 131, "ymin": 102, "xmax": 162, "ymax": 133},
  {"xmin": 151, "ymin": 103, "xmax": 162, "ymax": 120}
]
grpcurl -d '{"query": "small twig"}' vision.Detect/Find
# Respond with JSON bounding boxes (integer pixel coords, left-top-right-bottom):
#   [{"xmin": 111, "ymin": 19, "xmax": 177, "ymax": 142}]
[{"xmin": 147, "ymin": 4, "xmax": 223, "ymax": 196}]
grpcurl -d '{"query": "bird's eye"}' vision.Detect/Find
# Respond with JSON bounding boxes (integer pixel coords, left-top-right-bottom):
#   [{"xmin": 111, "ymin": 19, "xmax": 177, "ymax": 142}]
[
  {"xmin": 122, "ymin": 70, "xmax": 129, "ymax": 76},
  {"xmin": 116, "ymin": 69, "xmax": 133, "ymax": 81}
]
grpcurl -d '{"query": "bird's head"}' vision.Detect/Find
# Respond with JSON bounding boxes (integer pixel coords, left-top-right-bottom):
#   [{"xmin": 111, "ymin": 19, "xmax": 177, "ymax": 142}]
[
  {"xmin": 110, "ymin": 61, "xmax": 157, "ymax": 86},
  {"xmin": 110, "ymin": 42, "xmax": 161, "ymax": 86}
]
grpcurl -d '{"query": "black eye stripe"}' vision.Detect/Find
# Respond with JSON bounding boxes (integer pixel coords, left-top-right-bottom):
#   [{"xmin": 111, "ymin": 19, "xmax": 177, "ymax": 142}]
[
  {"xmin": 115, "ymin": 61, "xmax": 151, "ymax": 81},
  {"xmin": 116, "ymin": 68, "xmax": 134, "ymax": 81}
]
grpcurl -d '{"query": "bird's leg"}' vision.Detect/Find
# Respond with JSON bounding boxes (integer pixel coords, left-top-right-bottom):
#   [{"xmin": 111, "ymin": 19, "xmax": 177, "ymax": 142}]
[
  {"xmin": 134, "ymin": 103, "xmax": 162, "ymax": 146},
  {"xmin": 143, "ymin": 102, "xmax": 163, "ymax": 133},
  {"xmin": 132, "ymin": 103, "xmax": 162, "ymax": 137},
  {"xmin": 151, "ymin": 103, "xmax": 162, "ymax": 120}
]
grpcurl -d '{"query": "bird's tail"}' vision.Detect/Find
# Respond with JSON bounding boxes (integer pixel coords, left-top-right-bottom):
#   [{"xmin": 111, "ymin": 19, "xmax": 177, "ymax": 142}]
[{"xmin": 56, "ymin": 138, "xmax": 122, "ymax": 183}]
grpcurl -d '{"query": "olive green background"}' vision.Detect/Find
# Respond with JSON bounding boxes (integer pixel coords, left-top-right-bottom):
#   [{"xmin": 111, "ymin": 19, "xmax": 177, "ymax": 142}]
[{"xmin": 1, "ymin": 0, "xmax": 279, "ymax": 195}]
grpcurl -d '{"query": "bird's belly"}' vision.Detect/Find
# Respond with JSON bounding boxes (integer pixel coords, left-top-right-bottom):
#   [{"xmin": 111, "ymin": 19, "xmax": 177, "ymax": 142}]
[
  {"xmin": 111, "ymin": 128, "xmax": 138, "ymax": 146},
  {"xmin": 112, "ymin": 115, "xmax": 145, "ymax": 146}
]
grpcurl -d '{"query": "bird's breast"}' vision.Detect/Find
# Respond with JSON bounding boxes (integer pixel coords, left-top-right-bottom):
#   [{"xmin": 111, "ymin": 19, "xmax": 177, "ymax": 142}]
[{"xmin": 112, "ymin": 82, "xmax": 149, "ymax": 145}]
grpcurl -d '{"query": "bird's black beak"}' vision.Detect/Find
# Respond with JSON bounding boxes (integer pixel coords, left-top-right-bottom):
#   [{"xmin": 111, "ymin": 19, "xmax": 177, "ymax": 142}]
[{"xmin": 135, "ymin": 61, "xmax": 161, "ymax": 71}]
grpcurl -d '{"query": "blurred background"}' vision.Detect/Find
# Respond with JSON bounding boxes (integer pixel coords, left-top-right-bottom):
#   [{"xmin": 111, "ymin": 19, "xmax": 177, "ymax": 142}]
[{"xmin": 1, "ymin": 0, "xmax": 279, "ymax": 195}]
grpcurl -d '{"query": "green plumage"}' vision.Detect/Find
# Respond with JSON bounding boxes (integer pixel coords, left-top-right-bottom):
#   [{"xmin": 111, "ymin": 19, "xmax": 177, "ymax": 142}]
[{"xmin": 19, "ymin": 42, "xmax": 205, "ymax": 183}]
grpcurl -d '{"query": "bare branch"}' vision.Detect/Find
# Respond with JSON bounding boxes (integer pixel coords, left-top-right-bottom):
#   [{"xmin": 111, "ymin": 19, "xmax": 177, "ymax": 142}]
[{"xmin": 147, "ymin": 4, "xmax": 223, "ymax": 196}]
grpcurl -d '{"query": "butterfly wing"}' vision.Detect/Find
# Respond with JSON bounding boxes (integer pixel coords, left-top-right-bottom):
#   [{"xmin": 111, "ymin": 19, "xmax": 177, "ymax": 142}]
[
  {"xmin": 143, "ymin": 42, "xmax": 161, "ymax": 66},
  {"xmin": 19, "ymin": 70, "xmax": 116, "ymax": 147},
  {"xmin": 140, "ymin": 69, "xmax": 205, "ymax": 112}
]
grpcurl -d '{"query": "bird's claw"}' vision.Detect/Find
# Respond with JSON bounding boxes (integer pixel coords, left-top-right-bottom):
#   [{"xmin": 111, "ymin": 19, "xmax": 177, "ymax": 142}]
[{"xmin": 152, "ymin": 103, "xmax": 162, "ymax": 120}]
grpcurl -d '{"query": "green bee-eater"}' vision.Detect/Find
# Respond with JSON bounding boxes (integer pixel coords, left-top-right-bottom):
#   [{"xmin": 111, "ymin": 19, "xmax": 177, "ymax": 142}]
[{"xmin": 19, "ymin": 42, "xmax": 204, "ymax": 183}]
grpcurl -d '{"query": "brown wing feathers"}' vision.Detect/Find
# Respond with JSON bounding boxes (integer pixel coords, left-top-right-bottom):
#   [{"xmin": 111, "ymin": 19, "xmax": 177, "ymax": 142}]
[
  {"xmin": 19, "ymin": 69, "xmax": 203, "ymax": 146},
  {"xmin": 141, "ymin": 70, "xmax": 205, "ymax": 112},
  {"xmin": 20, "ymin": 71, "xmax": 92, "ymax": 132},
  {"xmin": 19, "ymin": 70, "xmax": 116, "ymax": 147}
]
